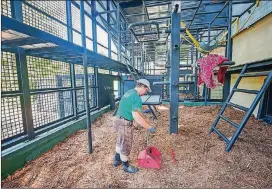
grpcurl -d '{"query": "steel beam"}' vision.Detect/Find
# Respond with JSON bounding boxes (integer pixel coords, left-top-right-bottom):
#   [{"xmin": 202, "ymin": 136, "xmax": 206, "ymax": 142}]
[
  {"xmin": 91, "ymin": 0, "xmax": 98, "ymax": 53},
  {"xmin": 169, "ymin": 5, "xmax": 180, "ymax": 134},
  {"xmin": 117, "ymin": 2, "xmax": 121, "ymax": 61},
  {"xmin": 66, "ymin": 0, "xmax": 77, "ymax": 118},
  {"xmin": 80, "ymin": 1, "xmax": 92, "ymax": 154},
  {"xmin": 18, "ymin": 48, "xmax": 35, "ymax": 140},
  {"xmin": 210, "ymin": 1, "xmax": 229, "ymax": 25},
  {"xmin": 188, "ymin": 0, "xmax": 203, "ymax": 29},
  {"xmin": 226, "ymin": 1, "xmax": 233, "ymax": 60}
]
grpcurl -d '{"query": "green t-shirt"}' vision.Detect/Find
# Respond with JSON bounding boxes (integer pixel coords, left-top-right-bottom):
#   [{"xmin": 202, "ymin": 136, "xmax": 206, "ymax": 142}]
[{"xmin": 116, "ymin": 89, "xmax": 142, "ymax": 121}]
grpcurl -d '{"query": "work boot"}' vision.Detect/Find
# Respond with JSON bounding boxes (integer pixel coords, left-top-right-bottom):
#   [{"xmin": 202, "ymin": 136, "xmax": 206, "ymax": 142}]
[
  {"xmin": 112, "ymin": 153, "xmax": 122, "ymax": 167},
  {"xmin": 122, "ymin": 161, "xmax": 139, "ymax": 173}
]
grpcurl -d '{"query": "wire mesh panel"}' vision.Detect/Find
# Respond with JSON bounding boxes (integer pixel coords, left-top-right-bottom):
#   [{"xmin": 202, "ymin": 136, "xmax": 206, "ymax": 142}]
[
  {"xmin": 75, "ymin": 64, "xmax": 84, "ymax": 86},
  {"xmin": 75, "ymin": 87, "xmax": 96, "ymax": 113},
  {"xmin": 210, "ymin": 83, "xmax": 223, "ymax": 100},
  {"xmin": 1, "ymin": 52, "xmax": 19, "ymax": 92},
  {"xmin": 22, "ymin": 1, "xmax": 68, "ymax": 40},
  {"xmin": 76, "ymin": 89, "xmax": 85, "ymax": 113},
  {"xmin": 71, "ymin": 3, "xmax": 82, "ymax": 46},
  {"xmin": 31, "ymin": 91, "xmax": 73, "ymax": 129},
  {"xmin": 1, "ymin": 51, "xmax": 24, "ymax": 140},
  {"xmin": 27, "ymin": 56, "xmax": 71, "ymax": 90},
  {"xmin": 74, "ymin": 65, "xmax": 97, "ymax": 113},
  {"xmin": 1, "ymin": 96, "xmax": 24, "ymax": 140},
  {"xmin": 1, "ymin": 0, "xmax": 11, "ymax": 17}
]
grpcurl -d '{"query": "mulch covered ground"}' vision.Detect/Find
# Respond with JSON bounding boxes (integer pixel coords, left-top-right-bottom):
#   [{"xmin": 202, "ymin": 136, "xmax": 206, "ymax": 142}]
[{"xmin": 2, "ymin": 105, "xmax": 272, "ymax": 188}]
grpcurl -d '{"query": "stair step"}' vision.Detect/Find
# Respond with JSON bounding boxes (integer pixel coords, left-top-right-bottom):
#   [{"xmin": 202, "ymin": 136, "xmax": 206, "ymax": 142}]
[
  {"xmin": 240, "ymin": 72, "xmax": 270, "ymax": 77},
  {"xmin": 233, "ymin": 88, "xmax": 259, "ymax": 94},
  {"xmin": 219, "ymin": 115, "xmax": 239, "ymax": 129},
  {"xmin": 213, "ymin": 127, "xmax": 230, "ymax": 144},
  {"xmin": 226, "ymin": 102, "xmax": 249, "ymax": 112}
]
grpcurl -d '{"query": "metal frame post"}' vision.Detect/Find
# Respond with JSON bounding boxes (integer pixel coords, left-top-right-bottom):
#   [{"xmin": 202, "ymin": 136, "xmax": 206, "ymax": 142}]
[
  {"xmin": 18, "ymin": 48, "xmax": 35, "ymax": 140},
  {"xmin": 91, "ymin": 0, "xmax": 98, "ymax": 53},
  {"xmin": 117, "ymin": 2, "xmax": 121, "ymax": 62},
  {"xmin": 169, "ymin": 5, "xmax": 181, "ymax": 134},
  {"xmin": 141, "ymin": 48, "xmax": 144, "ymax": 73},
  {"xmin": 194, "ymin": 30, "xmax": 199, "ymax": 101},
  {"xmin": 10, "ymin": 0, "xmax": 30, "ymax": 135},
  {"xmin": 90, "ymin": 0, "xmax": 99, "ymax": 110},
  {"xmin": 226, "ymin": 0, "xmax": 233, "ymax": 60},
  {"xmin": 107, "ymin": 0, "xmax": 111, "ymax": 59},
  {"xmin": 66, "ymin": 0, "xmax": 78, "ymax": 118},
  {"xmin": 223, "ymin": 0, "xmax": 233, "ymax": 102},
  {"xmin": 204, "ymin": 24, "xmax": 211, "ymax": 105},
  {"xmin": 56, "ymin": 76, "xmax": 65, "ymax": 118},
  {"xmin": 80, "ymin": 1, "xmax": 92, "ymax": 153},
  {"xmin": 131, "ymin": 37, "xmax": 135, "ymax": 67},
  {"xmin": 166, "ymin": 51, "xmax": 170, "ymax": 98}
]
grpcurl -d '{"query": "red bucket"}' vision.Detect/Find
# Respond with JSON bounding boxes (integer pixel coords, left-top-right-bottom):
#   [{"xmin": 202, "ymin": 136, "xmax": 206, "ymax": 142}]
[{"xmin": 137, "ymin": 146, "xmax": 162, "ymax": 169}]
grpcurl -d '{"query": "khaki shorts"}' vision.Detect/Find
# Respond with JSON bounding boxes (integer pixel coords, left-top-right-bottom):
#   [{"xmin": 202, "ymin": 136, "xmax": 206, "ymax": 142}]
[{"xmin": 113, "ymin": 117, "xmax": 134, "ymax": 156}]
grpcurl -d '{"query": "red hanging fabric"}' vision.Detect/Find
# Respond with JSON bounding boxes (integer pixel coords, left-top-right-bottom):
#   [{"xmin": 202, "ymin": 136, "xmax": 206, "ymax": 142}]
[{"xmin": 197, "ymin": 54, "xmax": 229, "ymax": 89}]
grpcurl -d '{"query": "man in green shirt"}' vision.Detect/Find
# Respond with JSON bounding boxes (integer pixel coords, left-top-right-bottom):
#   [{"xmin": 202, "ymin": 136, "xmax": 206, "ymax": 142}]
[{"xmin": 113, "ymin": 79, "xmax": 155, "ymax": 173}]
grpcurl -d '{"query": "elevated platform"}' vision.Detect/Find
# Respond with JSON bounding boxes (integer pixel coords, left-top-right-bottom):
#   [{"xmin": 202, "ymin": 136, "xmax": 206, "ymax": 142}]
[{"xmin": 1, "ymin": 15, "xmax": 136, "ymax": 73}]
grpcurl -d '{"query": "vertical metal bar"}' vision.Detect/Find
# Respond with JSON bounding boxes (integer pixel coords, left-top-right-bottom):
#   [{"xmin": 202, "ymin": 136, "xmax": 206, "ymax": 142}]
[
  {"xmin": 223, "ymin": 74, "xmax": 231, "ymax": 101},
  {"xmin": 91, "ymin": 0, "xmax": 98, "ymax": 52},
  {"xmin": 10, "ymin": 0, "xmax": 23, "ymax": 22},
  {"xmin": 91, "ymin": 0, "xmax": 99, "ymax": 109},
  {"xmin": 80, "ymin": 1, "xmax": 86, "ymax": 48},
  {"xmin": 166, "ymin": 51, "xmax": 170, "ymax": 98},
  {"xmin": 208, "ymin": 23, "xmax": 211, "ymax": 46},
  {"xmin": 117, "ymin": 2, "xmax": 121, "ymax": 61},
  {"xmin": 107, "ymin": 0, "xmax": 111, "ymax": 58},
  {"xmin": 226, "ymin": 0, "xmax": 232, "ymax": 60},
  {"xmin": 153, "ymin": 61, "xmax": 155, "ymax": 75},
  {"xmin": 205, "ymin": 24, "xmax": 211, "ymax": 105},
  {"xmin": 15, "ymin": 54, "xmax": 28, "ymax": 134},
  {"xmin": 66, "ymin": 0, "xmax": 73, "ymax": 42},
  {"xmin": 95, "ymin": 67, "xmax": 99, "ymax": 106},
  {"xmin": 131, "ymin": 37, "xmax": 135, "ymax": 67},
  {"xmin": 80, "ymin": 1, "xmax": 92, "ymax": 153},
  {"xmin": 141, "ymin": 48, "xmax": 144, "ymax": 73},
  {"xmin": 223, "ymin": 0, "xmax": 233, "ymax": 102},
  {"xmin": 66, "ymin": 0, "xmax": 77, "ymax": 117},
  {"xmin": 70, "ymin": 64, "xmax": 78, "ymax": 117},
  {"xmin": 18, "ymin": 48, "xmax": 35, "ymax": 140},
  {"xmin": 57, "ymin": 76, "xmax": 65, "ymax": 118},
  {"xmin": 84, "ymin": 50, "xmax": 92, "ymax": 154},
  {"xmin": 169, "ymin": 6, "xmax": 181, "ymax": 134},
  {"xmin": 118, "ymin": 70, "xmax": 122, "ymax": 97},
  {"xmin": 11, "ymin": 0, "xmax": 28, "ymax": 134}
]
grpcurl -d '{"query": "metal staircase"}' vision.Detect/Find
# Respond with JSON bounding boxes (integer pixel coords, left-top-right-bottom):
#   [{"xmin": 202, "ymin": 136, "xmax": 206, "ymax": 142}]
[
  {"xmin": 209, "ymin": 64, "xmax": 272, "ymax": 151},
  {"xmin": 125, "ymin": 60, "xmax": 140, "ymax": 81}
]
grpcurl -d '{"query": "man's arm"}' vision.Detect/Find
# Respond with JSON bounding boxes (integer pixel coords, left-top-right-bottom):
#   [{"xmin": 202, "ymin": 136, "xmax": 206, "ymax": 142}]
[{"xmin": 132, "ymin": 111, "xmax": 152, "ymax": 130}]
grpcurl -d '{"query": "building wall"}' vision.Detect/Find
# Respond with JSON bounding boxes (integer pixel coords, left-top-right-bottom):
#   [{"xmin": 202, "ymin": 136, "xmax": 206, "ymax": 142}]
[
  {"xmin": 229, "ymin": 14, "xmax": 272, "ymax": 118},
  {"xmin": 230, "ymin": 74, "xmax": 266, "ymax": 117},
  {"xmin": 232, "ymin": 14, "xmax": 272, "ymax": 66}
]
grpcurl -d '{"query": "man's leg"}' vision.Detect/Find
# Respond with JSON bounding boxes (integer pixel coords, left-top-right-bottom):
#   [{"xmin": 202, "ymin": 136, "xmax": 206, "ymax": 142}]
[
  {"xmin": 113, "ymin": 146, "xmax": 122, "ymax": 167},
  {"xmin": 113, "ymin": 118, "xmax": 122, "ymax": 167},
  {"xmin": 119, "ymin": 122, "xmax": 138, "ymax": 173}
]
